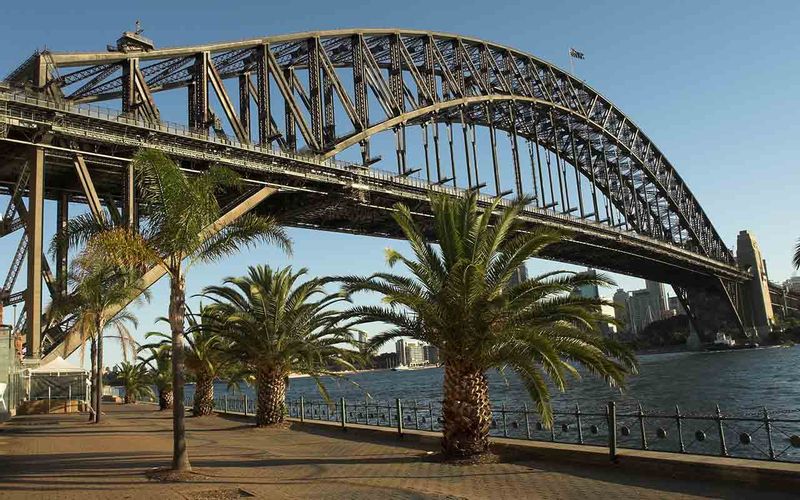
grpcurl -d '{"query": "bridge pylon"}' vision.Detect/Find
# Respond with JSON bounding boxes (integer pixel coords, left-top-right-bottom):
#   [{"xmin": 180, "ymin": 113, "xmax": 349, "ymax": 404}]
[{"xmin": 736, "ymin": 230, "xmax": 774, "ymax": 339}]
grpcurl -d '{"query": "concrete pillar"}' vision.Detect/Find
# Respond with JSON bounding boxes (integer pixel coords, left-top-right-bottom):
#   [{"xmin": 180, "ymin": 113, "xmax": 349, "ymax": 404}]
[
  {"xmin": 686, "ymin": 322, "xmax": 703, "ymax": 351},
  {"xmin": 26, "ymin": 146, "xmax": 45, "ymax": 360},
  {"xmin": 736, "ymin": 230, "xmax": 774, "ymax": 338}
]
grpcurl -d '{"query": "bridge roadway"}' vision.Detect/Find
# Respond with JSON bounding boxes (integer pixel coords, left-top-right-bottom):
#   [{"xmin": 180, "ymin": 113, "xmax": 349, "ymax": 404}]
[{"xmin": 0, "ymin": 86, "xmax": 748, "ymax": 292}]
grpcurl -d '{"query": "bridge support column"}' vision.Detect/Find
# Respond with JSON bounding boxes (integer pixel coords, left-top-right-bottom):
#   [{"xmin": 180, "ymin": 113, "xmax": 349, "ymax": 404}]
[
  {"xmin": 736, "ymin": 230, "xmax": 774, "ymax": 339},
  {"xmin": 686, "ymin": 323, "xmax": 703, "ymax": 351},
  {"xmin": 25, "ymin": 146, "xmax": 44, "ymax": 360}
]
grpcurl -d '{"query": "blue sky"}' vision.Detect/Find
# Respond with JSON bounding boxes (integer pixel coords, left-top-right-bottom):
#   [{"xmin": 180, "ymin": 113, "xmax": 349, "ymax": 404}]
[{"xmin": 1, "ymin": 0, "xmax": 798, "ymax": 366}]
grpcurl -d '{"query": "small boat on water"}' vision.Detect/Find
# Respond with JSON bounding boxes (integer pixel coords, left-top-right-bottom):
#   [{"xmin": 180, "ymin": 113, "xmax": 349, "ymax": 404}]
[
  {"xmin": 391, "ymin": 364, "xmax": 411, "ymax": 371},
  {"xmin": 705, "ymin": 332, "xmax": 759, "ymax": 351}
]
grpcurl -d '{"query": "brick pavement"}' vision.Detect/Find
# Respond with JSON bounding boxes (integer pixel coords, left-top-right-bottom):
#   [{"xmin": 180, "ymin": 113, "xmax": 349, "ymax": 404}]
[{"xmin": 0, "ymin": 405, "xmax": 795, "ymax": 499}]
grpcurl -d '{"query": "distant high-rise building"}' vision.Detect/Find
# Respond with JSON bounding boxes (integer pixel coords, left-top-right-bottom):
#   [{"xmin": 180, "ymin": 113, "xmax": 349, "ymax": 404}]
[
  {"xmin": 628, "ymin": 289, "xmax": 654, "ymax": 334},
  {"xmin": 507, "ymin": 263, "xmax": 529, "ymax": 289},
  {"xmin": 668, "ymin": 296, "xmax": 686, "ymax": 315},
  {"xmin": 405, "ymin": 342, "xmax": 425, "ymax": 366},
  {"xmin": 612, "ymin": 288, "xmax": 630, "ymax": 330},
  {"xmin": 645, "ymin": 280, "xmax": 668, "ymax": 319},
  {"xmin": 574, "ymin": 269, "xmax": 600, "ymax": 299},
  {"xmin": 396, "ymin": 338, "xmax": 425, "ymax": 366},
  {"xmin": 395, "ymin": 339, "xmax": 408, "ymax": 366},
  {"xmin": 785, "ymin": 276, "xmax": 800, "ymax": 294},
  {"xmin": 423, "ymin": 345, "xmax": 439, "ymax": 365},
  {"xmin": 599, "ymin": 304, "xmax": 618, "ymax": 337},
  {"xmin": 358, "ymin": 331, "xmax": 368, "ymax": 345}
]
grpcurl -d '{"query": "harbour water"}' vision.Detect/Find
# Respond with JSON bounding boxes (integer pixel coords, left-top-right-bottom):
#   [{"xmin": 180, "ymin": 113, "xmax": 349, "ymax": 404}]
[
  {"xmin": 201, "ymin": 345, "xmax": 800, "ymax": 416},
  {"xmin": 191, "ymin": 345, "xmax": 800, "ymax": 462}
]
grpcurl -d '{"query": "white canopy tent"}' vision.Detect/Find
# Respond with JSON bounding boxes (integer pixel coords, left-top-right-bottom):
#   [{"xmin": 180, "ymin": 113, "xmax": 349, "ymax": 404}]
[{"xmin": 24, "ymin": 356, "xmax": 90, "ymax": 404}]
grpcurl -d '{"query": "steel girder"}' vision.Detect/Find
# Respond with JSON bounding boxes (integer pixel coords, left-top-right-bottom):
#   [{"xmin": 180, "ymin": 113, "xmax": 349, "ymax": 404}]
[{"xmin": 6, "ymin": 30, "xmax": 732, "ymax": 270}]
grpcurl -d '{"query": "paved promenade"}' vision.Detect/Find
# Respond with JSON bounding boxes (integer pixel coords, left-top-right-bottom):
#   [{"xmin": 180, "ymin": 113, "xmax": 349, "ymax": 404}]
[{"xmin": 0, "ymin": 405, "xmax": 795, "ymax": 499}]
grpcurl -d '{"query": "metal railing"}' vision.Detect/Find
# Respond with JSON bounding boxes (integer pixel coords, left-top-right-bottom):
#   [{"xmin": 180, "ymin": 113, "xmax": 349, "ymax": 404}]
[{"xmin": 197, "ymin": 392, "xmax": 800, "ymax": 464}]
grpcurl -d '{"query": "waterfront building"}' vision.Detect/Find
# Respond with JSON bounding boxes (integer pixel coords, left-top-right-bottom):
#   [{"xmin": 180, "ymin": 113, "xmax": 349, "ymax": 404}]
[
  {"xmin": 507, "ymin": 263, "xmax": 528, "ymax": 288},
  {"xmin": 572, "ymin": 269, "xmax": 616, "ymax": 335},
  {"xmin": 785, "ymin": 276, "xmax": 800, "ymax": 294},
  {"xmin": 628, "ymin": 289, "xmax": 655, "ymax": 334},
  {"xmin": 574, "ymin": 268, "xmax": 600, "ymax": 299},
  {"xmin": 395, "ymin": 339, "xmax": 425, "ymax": 367},
  {"xmin": 405, "ymin": 342, "xmax": 425, "ymax": 367},
  {"xmin": 645, "ymin": 280, "xmax": 668, "ymax": 319},
  {"xmin": 395, "ymin": 339, "xmax": 408, "ymax": 366},
  {"xmin": 599, "ymin": 303, "xmax": 618, "ymax": 337},
  {"xmin": 668, "ymin": 295, "xmax": 686, "ymax": 315},
  {"xmin": 612, "ymin": 288, "xmax": 630, "ymax": 331},
  {"xmin": 423, "ymin": 345, "xmax": 439, "ymax": 365}
]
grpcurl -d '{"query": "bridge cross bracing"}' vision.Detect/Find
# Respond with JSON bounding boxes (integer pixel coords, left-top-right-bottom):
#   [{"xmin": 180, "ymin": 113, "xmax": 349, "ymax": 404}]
[{"xmin": 0, "ymin": 29, "xmax": 790, "ymax": 360}]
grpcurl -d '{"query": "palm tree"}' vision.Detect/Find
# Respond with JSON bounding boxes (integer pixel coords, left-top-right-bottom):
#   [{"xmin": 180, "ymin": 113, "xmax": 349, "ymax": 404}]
[
  {"xmin": 66, "ymin": 149, "xmax": 290, "ymax": 471},
  {"xmin": 144, "ymin": 307, "xmax": 229, "ymax": 416},
  {"xmin": 139, "ymin": 345, "xmax": 173, "ymax": 410},
  {"xmin": 338, "ymin": 193, "xmax": 637, "ymax": 459},
  {"xmin": 116, "ymin": 361, "xmax": 154, "ymax": 404},
  {"xmin": 793, "ymin": 239, "xmax": 800, "ymax": 269},
  {"xmin": 47, "ymin": 255, "xmax": 148, "ymax": 424},
  {"xmin": 202, "ymin": 265, "xmax": 358, "ymax": 427}
]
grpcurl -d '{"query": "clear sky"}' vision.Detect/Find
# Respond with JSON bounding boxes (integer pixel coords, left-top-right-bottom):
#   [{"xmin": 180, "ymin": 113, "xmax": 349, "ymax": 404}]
[{"xmin": 1, "ymin": 0, "xmax": 798, "ymax": 367}]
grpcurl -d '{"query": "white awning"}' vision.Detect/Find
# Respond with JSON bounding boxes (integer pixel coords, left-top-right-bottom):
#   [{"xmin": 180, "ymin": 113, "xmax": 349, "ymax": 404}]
[{"xmin": 26, "ymin": 356, "xmax": 88, "ymax": 375}]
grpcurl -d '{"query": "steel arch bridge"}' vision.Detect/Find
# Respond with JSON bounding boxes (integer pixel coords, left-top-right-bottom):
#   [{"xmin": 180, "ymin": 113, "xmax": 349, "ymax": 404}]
[{"xmin": 0, "ymin": 28, "xmax": 783, "ymax": 360}]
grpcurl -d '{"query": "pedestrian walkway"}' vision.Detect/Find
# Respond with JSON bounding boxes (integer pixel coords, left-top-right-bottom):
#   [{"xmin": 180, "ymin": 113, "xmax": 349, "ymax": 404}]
[{"xmin": 0, "ymin": 405, "xmax": 795, "ymax": 499}]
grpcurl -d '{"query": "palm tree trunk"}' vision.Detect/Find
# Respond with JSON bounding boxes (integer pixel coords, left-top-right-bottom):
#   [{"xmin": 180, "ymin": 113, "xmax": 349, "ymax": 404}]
[
  {"xmin": 193, "ymin": 375, "xmax": 214, "ymax": 416},
  {"xmin": 89, "ymin": 338, "xmax": 97, "ymax": 422},
  {"xmin": 159, "ymin": 389, "xmax": 174, "ymax": 410},
  {"xmin": 441, "ymin": 362, "xmax": 492, "ymax": 459},
  {"xmin": 94, "ymin": 330, "xmax": 104, "ymax": 424},
  {"xmin": 255, "ymin": 368, "xmax": 286, "ymax": 426},
  {"xmin": 169, "ymin": 268, "xmax": 191, "ymax": 471}
]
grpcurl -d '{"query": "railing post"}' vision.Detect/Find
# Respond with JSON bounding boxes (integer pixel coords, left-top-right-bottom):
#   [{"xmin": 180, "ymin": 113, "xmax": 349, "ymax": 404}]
[
  {"xmin": 716, "ymin": 405, "xmax": 728, "ymax": 457},
  {"xmin": 764, "ymin": 407, "xmax": 775, "ymax": 460},
  {"xmin": 300, "ymin": 396, "xmax": 305, "ymax": 423},
  {"xmin": 340, "ymin": 397, "xmax": 347, "ymax": 431},
  {"xmin": 675, "ymin": 405, "xmax": 685, "ymax": 453},
  {"xmin": 502, "ymin": 402, "xmax": 508, "ymax": 438},
  {"xmin": 575, "ymin": 403, "xmax": 584, "ymax": 444},
  {"xmin": 638, "ymin": 403, "xmax": 648, "ymax": 450},
  {"xmin": 607, "ymin": 401, "xmax": 617, "ymax": 462},
  {"xmin": 243, "ymin": 394, "xmax": 248, "ymax": 416},
  {"xmin": 429, "ymin": 401, "xmax": 435, "ymax": 431},
  {"xmin": 224, "ymin": 394, "xmax": 228, "ymax": 414},
  {"xmin": 396, "ymin": 398, "xmax": 403, "ymax": 437},
  {"xmin": 523, "ymin": 403, "xmax": 531, "ymax": 439},
  {"xmin": 413, "ymin": 400, "xmax": 419, "ymax": 430}
]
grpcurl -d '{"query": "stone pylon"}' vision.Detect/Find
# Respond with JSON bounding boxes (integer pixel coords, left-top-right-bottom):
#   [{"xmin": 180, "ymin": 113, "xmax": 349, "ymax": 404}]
[{"xmin": 736, "ymin": 230, "xmax": 774, "ymax": 338}]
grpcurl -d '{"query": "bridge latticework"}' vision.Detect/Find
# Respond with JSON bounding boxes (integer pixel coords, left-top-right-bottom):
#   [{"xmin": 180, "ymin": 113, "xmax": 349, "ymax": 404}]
[{"xmin": 0, "ymin": 29, "xmax": 761, "ymax": 359}]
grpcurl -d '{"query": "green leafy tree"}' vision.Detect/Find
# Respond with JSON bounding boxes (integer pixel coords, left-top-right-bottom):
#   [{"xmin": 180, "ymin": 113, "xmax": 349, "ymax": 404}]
[
  {"xmin": 64, "ymin": 149, "xmax": 290, "ymax": 471},
  {"xmin": 139, "ymin": 345, "xmax": 173, "ymax": 410},
  {"xmin": 202, "ymin": 265, "xmax": 358, "ymax": 426},
  {"xmin": 116, "ymin": 361, "xmax": 154, "ymax": 404},
  {"xmin": 338, "ymin": 193, "xmax": 637, "ymax": 459},
  {"xmin": 47, "ymin": 255, "xmax": 147, "ymax": 424}
]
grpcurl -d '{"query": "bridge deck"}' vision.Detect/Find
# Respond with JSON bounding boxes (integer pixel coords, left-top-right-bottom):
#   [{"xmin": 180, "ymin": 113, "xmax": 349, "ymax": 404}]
[{"xmin": 0, "ymin": 88, "xmax": 747, "ymax": 289}]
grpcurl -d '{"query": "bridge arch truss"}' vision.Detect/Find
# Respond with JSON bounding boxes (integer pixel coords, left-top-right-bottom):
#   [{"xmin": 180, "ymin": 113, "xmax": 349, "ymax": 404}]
[{"xmin": 9, "ymin": 29, "xmax": 734, "ymax": 267}]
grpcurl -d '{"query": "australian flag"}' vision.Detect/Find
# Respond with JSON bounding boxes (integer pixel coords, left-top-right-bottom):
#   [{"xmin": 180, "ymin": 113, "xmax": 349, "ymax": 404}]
[{"xmin": 569, "ymin": 48, "xmax": 585, "ymax": 60}]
